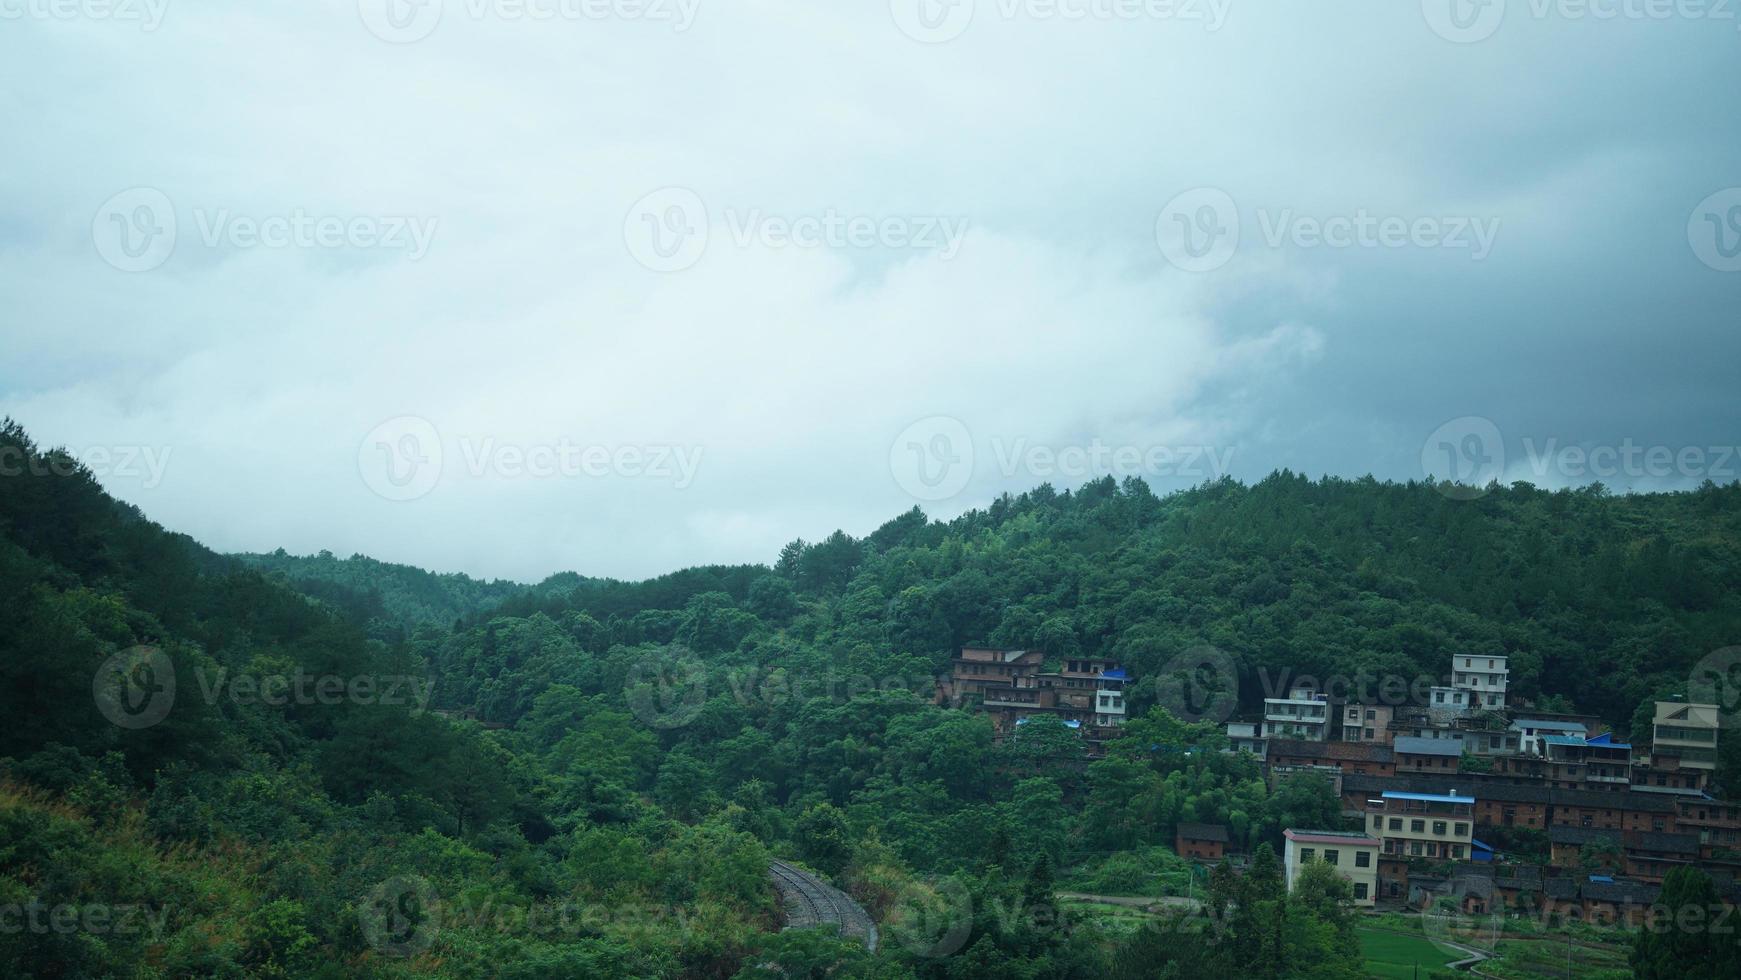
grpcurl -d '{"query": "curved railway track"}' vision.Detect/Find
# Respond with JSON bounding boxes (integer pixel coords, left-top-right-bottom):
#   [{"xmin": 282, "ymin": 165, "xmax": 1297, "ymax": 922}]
[{"xmin": 768, "ymin": 859, "xmax": 879, "ymax": 952}]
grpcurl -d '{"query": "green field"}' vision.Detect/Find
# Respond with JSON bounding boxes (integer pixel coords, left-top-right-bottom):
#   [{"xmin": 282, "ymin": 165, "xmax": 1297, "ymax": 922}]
[{"xmin": 1358, "ymin": 926, "xmax": 1461, "ymax": 979}]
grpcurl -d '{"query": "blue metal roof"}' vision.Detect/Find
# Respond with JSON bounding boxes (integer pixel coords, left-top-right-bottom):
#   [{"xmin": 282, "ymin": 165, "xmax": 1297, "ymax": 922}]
[
  {"xmin": 1101, "ymin": 669, "xmax": 1129, "ymax": 680},
  {"xmin": 1587, "ymin": 732, "xmax": 1631, "ymax": 748},
  {"xmin": 1472, "ymin": 839, "xmax": 1494, "ymax": 850},
  {"xmin": 1382, "ymin": 791, "xmax": 1474, "ymax": 804},
  {"xmin": 1543, "ymin": 735, "xmax": 1587, "ymax": 746}
]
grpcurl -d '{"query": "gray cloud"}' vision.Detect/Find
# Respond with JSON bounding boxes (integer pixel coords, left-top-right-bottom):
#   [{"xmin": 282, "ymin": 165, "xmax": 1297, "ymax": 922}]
[{"xmin": 2, "ymin": 3, "xmax": 1736, "ymax": 580}]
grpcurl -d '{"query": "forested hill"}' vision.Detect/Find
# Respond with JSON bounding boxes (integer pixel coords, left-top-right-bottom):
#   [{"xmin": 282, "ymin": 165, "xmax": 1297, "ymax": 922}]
[
  {"xmin": 6, "ymin": 415, "xmax": 1741, "ymax": 978},
  {"xmin": 382, "ymin": 469, "xmax": 1741, "ymax": 738},
  {"xmin": 234, "ymin": 549, "xmax": 538, "ymax": 630}
]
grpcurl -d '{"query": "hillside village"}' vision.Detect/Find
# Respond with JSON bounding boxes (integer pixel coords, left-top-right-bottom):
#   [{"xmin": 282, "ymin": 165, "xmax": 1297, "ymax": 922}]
[{"xmin": 944, "ymin": 647, "xmax": 1738, "ymax": 925}]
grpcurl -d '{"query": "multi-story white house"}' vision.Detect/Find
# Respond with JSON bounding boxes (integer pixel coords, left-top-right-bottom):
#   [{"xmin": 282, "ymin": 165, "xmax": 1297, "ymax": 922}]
[
  {"xmin": 1094, "ymin": 666, "xmax": 1127, "ymax": 728},
  {"xmin": 1650, "ymin": 700, "xmax": 1721, "ymax": 788},
  {"xmin": 1453, "ymin": 654, "xmax": 1509, "ymax": 710},
  {"xmin": 1264, "ymin": 686, "xmax": 1330, "ymax": 741}
]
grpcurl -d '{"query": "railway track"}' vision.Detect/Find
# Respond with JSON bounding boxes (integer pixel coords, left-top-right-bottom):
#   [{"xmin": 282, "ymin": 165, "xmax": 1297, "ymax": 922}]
[{"xmin": 768, "ymin": 859, "xmax": 879, "ymax": 952}]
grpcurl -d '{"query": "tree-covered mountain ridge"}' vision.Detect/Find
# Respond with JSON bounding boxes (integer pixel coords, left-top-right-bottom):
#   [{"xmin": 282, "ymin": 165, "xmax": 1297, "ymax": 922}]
[
  {"xmin": 311, "ymin": 468, "xmax": 1741, "ymax": 736},
  {"xmin": 6, "ymin": 416, "xmax": 1741, "ymax": 978}
]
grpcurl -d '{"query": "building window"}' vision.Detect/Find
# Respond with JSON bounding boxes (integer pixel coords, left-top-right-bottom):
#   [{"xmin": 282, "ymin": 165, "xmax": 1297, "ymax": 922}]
[
  {"xmin": 1355, "ymin": 852, "xmax": 1371, "ymax": 868},
  {"xmin": 1412, "ymin": 820, "xmax": 1425, "ymax": 833},
  {"xmin": 1325, "ymin": 850, "xmax": 1339, "ymax": 865},
  {"xmin": 1389, "ymin": 818, "xmax": 1402, "ymax": 831},
  {"xmin": 1301, "ymin": 848, "xmax": 1315, "ymax": 862},
  {"xmin": 1454, "ymin": 823, "xmax": 1468, "ymax": 836}
]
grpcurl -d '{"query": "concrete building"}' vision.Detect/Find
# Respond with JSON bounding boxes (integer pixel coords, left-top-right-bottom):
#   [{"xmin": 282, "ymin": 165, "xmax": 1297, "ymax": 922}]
[
  {"xmin": 1225, "ymin": 721, "xmax": 1267, "ymax": 759},
  {"xmin": 1452, "ymin": 654, "xmax": 1509, "ymax": 710},
  {"xmin": 1511, "ymin": 718, "xmax": 1589, "ymax": 756},
  {"xmin": 1426, "ymin": 685, "xmax": 1475, "ymax": 723},
  {"xmin": 1264, "ymin": 686, "xmax": 1331, "ymax": 741},
  {"xmin": 1649, "ymin": 700, "xmax": 1721, "ymax": 790},
  {"xmin": 1363, "ymin": 790, "xmax": 1476, "ymax": 861},
  {"xmin": 1284, "ymin": 829, "xmax": 1381, "ymax": 906},
  {"xmin": 1340, "ymin": 703, "xmax": 1394, "ymax": 744}
]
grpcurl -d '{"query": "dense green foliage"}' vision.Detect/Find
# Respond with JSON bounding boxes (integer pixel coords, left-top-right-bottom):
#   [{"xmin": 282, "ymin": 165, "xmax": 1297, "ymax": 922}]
[{"xmin": 7, "ymin": 416, "xmax": 1741, "ymax": 976}]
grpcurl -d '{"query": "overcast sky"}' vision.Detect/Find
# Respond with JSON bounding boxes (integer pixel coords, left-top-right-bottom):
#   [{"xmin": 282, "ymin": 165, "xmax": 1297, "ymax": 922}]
[{"xmin": 2, "ymin": 2, "xmax": 1738, "ymax": 582}]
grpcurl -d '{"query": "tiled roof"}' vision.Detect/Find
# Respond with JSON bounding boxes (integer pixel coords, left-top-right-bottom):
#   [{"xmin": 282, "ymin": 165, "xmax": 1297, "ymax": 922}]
[
  {"xmin": 1544, "ymin": 878, "xmax": 1579, "ymax": 899},
  {"xmin": 1343, "ymin": 773, "xmax": 1678, "ymax": 812},
  {"xmin": 1268, "ymin": 738, "xmax": 1395, "ymax": 763},
  {"xmin": 1548, "ymin": 825, "xmax": 1622, "ymax": 846},
  {"xmin": 1583, "ymin": 879, "xmax": 1659, "ymax": 905},
  {"xmin": 1177, "ymin": 822, "xmax": 1230, "ymax": 843},
  {"xmin": 1625, "ymin": 831, "xmax": 1699, "ymax": 855},
  {"xmin": 1394, "ymin": 736, "xmax": 1463, "ymax": 757}
]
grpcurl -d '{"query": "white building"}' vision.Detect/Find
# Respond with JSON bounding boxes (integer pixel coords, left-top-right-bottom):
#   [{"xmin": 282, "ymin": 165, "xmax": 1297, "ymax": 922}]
[
  {"xmin": 1095, "ymin": 667, "xmax": 1127, "ymax": 727},
  {"xmin": 1452, "ymin": 654, "xmax": 1508, "ymax": 710},
  {"xmin": 1264, "ymin": 686, "xmax": 1330, "ymax": 741},
  {"xmin": 1284, "ymin": 829, "xmax": 1380, "ymax": 906}
]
